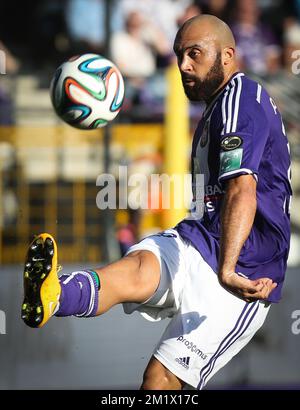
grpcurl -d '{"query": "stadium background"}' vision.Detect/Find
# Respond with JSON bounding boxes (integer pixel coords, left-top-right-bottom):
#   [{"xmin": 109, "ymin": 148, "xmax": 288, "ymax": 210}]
[{"xmin": 0, "ymin": 0, "xmax": 300, "ymax": 389}]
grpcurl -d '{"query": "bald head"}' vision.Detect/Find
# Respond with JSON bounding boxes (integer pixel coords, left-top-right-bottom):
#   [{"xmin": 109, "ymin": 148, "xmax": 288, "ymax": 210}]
[
  {"xmin": 175, "ymin": 14, "xmax": 235, "ymax": 50},
  {"xmin": 173, "ymin": 14, "xmax": 238, "ymax": 102}
]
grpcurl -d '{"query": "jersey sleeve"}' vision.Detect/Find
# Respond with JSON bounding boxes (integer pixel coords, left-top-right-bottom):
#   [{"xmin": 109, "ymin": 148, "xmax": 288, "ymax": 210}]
[{"xmin": 218, "ymin": 89, "xmax": 269, "ymax": 184}]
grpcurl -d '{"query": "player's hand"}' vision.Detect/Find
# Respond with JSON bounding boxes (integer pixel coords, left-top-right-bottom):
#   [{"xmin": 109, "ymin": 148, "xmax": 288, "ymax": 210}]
[{"xmin": 218, "ymin": 272, "xmax": 277, "ymax": 302}]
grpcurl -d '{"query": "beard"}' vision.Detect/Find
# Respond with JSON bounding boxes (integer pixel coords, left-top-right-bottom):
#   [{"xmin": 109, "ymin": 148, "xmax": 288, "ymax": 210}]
[{"xmin": 181, "ymin": 52, "xmax": 224, "ymax": 102}]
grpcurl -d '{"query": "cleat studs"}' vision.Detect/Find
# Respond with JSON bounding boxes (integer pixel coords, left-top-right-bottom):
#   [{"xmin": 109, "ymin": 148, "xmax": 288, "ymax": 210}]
[
  {"xmin": 25, "ymin": 262, "xmax": 31, "ymax": 268},
  {"xmin": 29, "ymin": 238, "xmax": 43, "ymax": 252},
  {"xmin": 45, "ymin": 264, "xmax": 52, "ymax": 272},
  {"xmin": 45, "ymin": 238, "xmax": 53, "ymax": 246},
  {"xmin": 36, "ymin": 307, "xmax": 42, "ymax": 314},
  {"xmin": 40, "ymin": 273, "xmax": 46, "ymax": 279},
  {"xmin": 22, "ymin": 303, "xmax": 27, "ymax": 310},
  {"xmin": 24, "ymin": 271, "xmax": 29, "ymax": 278},
  {"xmin": 30, "ymin": 243, "xmax": 39, "ymax": 251}
]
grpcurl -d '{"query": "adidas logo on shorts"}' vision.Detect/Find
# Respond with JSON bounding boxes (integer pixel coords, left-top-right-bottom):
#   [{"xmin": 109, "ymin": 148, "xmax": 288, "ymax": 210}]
[{"xmin": 175, "ymin": 356, "xmax": 190, "ymax": 369}]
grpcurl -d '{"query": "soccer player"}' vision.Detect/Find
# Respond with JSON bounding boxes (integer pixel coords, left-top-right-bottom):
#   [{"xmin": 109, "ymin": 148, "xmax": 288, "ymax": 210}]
[{"xmin": 21, "ymin": 15, "xmax": 292, "ymax": 390}]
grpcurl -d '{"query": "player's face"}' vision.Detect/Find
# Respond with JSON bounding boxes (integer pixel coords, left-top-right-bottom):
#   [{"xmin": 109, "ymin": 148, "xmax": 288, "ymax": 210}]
[{"xmin": 174, "ymin": 29, "xmax": 225, "ymax": 102}]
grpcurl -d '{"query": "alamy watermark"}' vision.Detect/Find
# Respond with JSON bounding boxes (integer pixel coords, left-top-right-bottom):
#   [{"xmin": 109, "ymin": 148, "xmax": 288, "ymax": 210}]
[
  {"xmin": 0, "ymin": 49, "xmax": 6, "ymax": 74},
  {"xmin": 291, "ymin": 310, "xmax": 300, "ymax": 335},
  {"xmin": 95, "ymin": 166, "xmax": 206, "ymax": 219},
  {"xmin": 0, "ymin": 310, "xmax": 6, "ymax": 334}
]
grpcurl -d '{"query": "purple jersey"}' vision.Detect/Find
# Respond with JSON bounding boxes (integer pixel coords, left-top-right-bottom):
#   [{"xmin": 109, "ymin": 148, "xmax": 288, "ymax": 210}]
[{"xmin": 176, "ymin": 72, "xmax": 292, "ymax": 303}]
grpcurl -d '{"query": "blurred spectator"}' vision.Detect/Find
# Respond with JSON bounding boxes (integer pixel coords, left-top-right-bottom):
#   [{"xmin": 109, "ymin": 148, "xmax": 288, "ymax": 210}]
[
  {"xmin": 284, "ymin": 19, "xmax": 300, "ymax": 70},
  {"xmin": 118, "ymin": 0, "xmax": 192, "ymax": 46},
  {"xmin": 66, "ymin": 0, "xmax": 122, "ymax": 54},
  {"xmin": 0, "ymin": 41, "xmax": 19, "ymax": 125},
  {"xmin": 111, "ymin": 11, "xmax": 169, "ymax": 78},
  {"xmin": 111, "ymin": 11, "xmax": 170, "ymax": 111},
  {"xmin": 177, "ymin": 3, "xmax": 203, "ymax": 28},
  {"xmin": 257, "ymin": 1, "xmax": 297, "ymax": 51},
  {"xmin": 231, "ymin": 0, "xmax": 281, "ymax": 75},
  {"xmin": 0, "ymin": 41, "xmax": 20, "ymax": 74},
  {"xmin": 281, "ymin": 1, "xmax": 300, "ymax": 70}
]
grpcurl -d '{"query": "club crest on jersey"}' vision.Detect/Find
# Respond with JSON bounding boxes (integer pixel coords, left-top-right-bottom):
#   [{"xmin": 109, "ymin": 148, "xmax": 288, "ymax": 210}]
[
  {"xmin": 200, "ymin": 121, "xmax": 210, "ymax": 147},
  {"xmin": 220, "ymin": 135, "xmax": 243, "ymax": 151}
]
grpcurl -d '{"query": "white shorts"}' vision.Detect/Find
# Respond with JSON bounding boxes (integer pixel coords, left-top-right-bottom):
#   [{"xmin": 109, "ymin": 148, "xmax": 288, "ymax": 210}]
[{"xmin": 123, "ymin": 229, "xmax": 270, "ymax": 389}]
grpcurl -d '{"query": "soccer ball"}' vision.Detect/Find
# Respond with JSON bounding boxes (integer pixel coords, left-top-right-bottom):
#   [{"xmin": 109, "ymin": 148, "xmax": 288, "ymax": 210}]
[{"xmin": 50, "ymin": 53, "xmax": 125, "ymax": 129}]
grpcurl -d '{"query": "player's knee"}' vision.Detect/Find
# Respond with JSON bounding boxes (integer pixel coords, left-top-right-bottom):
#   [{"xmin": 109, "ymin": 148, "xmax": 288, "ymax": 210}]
[
  {"xmin": 141, "ymin": 374, "xmax": 170, "ymax": 390},
  {"xmin": 141, "ymin": 362, "xmax": 183, "ymax": 390},
  {"xmin": 125, "ymin": 251, "xmax": 160, "ymax": 302},
  {"xmin": 141, "ymin": 369, "xmax": 171, "ymax": 390}
]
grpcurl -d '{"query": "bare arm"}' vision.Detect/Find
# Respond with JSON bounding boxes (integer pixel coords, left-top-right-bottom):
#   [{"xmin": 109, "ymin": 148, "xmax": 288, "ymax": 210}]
[{"xmin": 218, "ymin": 175, "xmax": 276, "ymax": 302}]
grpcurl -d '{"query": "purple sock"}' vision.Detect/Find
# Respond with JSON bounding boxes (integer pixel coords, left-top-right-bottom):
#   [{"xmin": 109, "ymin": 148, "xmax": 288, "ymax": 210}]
[{"xmin": 55, "ymin": 270, "xmax": 100, "ymax": 317}]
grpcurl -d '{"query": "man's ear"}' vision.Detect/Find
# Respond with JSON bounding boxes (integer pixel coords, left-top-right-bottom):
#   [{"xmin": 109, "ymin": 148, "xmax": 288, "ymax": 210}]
[{"xmin": 223, "ymin": 47, "xmax": 235, "ymax": 66}]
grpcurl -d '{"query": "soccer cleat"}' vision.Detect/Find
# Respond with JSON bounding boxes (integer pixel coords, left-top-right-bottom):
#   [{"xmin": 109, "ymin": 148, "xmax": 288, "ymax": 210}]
[{"xmin": 21, "ymin": 233, "xmax": 61, "ymax": 328}]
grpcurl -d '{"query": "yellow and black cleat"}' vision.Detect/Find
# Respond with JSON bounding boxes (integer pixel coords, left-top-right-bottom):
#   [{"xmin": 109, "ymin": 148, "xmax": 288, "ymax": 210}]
[{"xmin": 21, "ymin": 233, "xmax": 61, "ymax": 328}]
